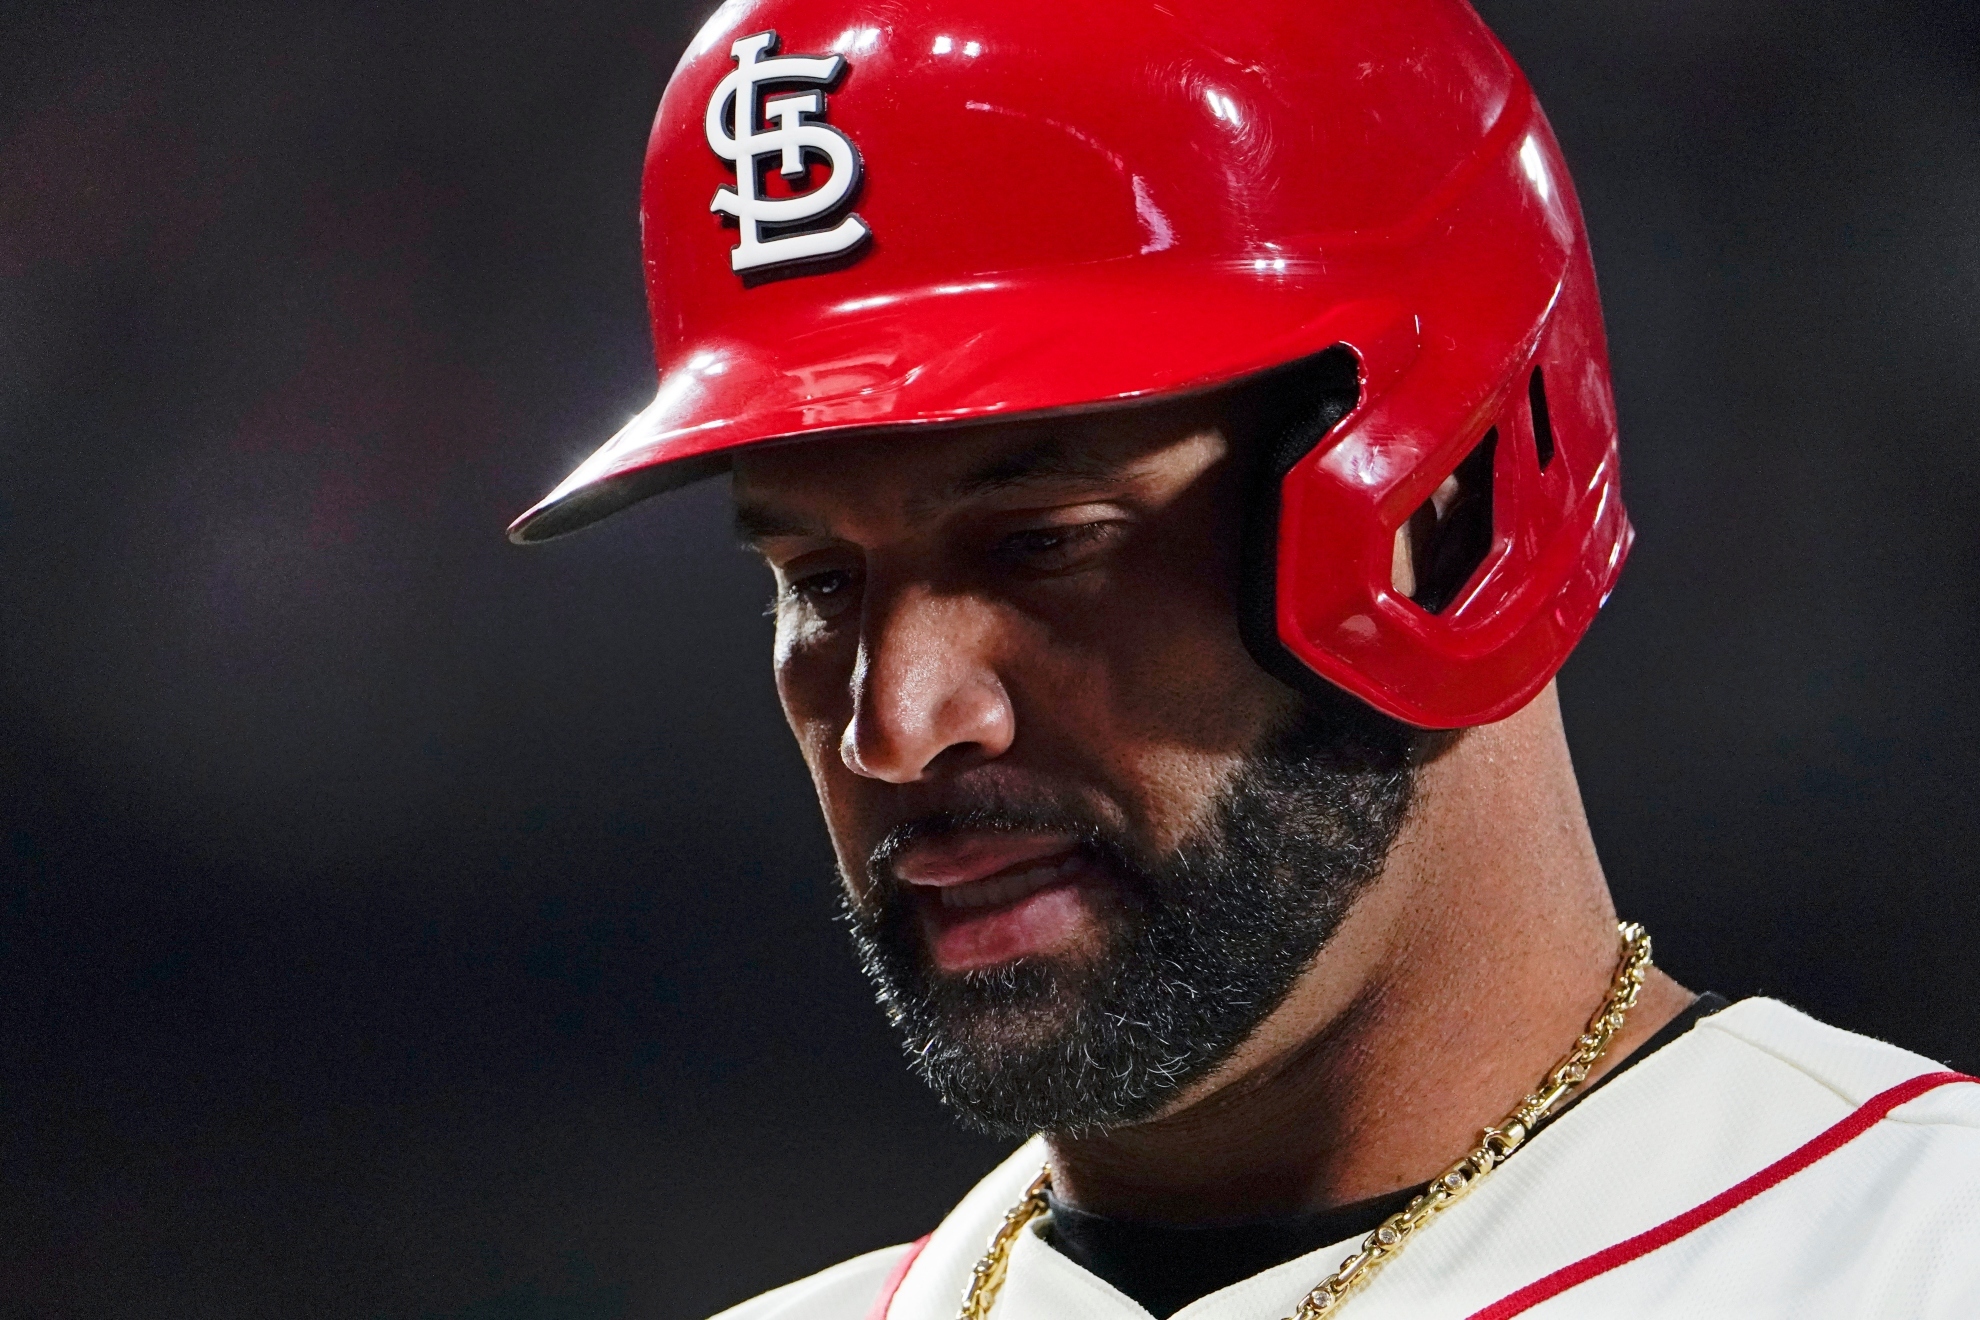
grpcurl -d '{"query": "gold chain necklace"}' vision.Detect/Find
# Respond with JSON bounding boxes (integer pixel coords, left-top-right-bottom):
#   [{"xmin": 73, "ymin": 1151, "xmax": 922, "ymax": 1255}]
[{"xmin": 958, "ymin": 921, "xmax": 1653, "ymax": 1320}]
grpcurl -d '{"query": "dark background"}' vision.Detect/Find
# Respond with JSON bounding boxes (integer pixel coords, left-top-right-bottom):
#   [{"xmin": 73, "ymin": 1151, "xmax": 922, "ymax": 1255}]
[{"xmin": 2, "ymin": 1, "xmax": 1976, "ymax": 1316}]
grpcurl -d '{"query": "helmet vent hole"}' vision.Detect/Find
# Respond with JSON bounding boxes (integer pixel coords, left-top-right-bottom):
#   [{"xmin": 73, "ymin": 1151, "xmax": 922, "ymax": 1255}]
[
  {"xmin": 1529, "ymin": 367, "xmax": 1556, "ymax": 471},
  {"xmin": 1392, "ymin": 428, "xmax": 1497, "ymax": 614}
]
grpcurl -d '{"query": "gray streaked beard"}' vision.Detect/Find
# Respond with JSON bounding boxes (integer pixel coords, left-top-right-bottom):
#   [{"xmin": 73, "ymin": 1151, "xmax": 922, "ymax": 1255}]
[{"xmin": 842, "ymin": 699, "xmax": 1421, "ymax": 1138}]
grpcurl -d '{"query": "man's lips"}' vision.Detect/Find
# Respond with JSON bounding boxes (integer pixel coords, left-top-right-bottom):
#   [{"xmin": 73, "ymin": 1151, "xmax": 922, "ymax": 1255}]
[
  {"xmin": 891, "ymin": 833, "xmax": 1097, "ymax": 970},
  {"xmin": 933, "ymin": 852, "xmax": 1082, "ymax": 909},
  {"xmin": 893, "ymin": 832, "xmax": 1081, "ymax": 888}
]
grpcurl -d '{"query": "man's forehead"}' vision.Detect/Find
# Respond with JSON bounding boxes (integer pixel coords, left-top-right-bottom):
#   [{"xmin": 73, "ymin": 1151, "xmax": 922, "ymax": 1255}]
[{"xmin": 731, "ymin": 401, "xmax": 1229, "ymax": 541}]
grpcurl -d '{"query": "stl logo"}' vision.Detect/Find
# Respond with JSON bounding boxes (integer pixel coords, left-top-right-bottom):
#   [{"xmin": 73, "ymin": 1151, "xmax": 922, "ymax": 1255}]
[{"xmin": 705, "ymin": 30, "xmax": 871, "ymax": 277}]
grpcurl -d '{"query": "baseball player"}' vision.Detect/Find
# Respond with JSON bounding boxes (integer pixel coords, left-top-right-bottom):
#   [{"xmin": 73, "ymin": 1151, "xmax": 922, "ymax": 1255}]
[{"xmin": 508, "ymin": 0, "xmax": 1980, "ymax": 1315}]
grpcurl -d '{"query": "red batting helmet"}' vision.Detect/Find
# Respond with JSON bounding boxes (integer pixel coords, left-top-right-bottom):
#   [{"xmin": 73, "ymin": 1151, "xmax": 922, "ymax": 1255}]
[{"xmin": 507, "ymin": 0, "xmax": 1632, "ymax": 730}]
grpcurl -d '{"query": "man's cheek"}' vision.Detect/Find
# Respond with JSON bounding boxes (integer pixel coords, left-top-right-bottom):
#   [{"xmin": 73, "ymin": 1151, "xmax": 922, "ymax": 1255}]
[
  {"xmin": 778, "ymin": 700, "xmax": 842, "ymax": 792},
  {"xmin": 809, "ymin": 763, "xmax": 879, "ymax": 896},
  {"xmin": 1096, "ymin": 744, "xmax": 1248, "ymax": 860}
]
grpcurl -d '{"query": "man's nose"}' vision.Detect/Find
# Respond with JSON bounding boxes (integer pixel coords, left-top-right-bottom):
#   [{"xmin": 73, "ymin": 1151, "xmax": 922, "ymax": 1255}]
[{"xmin": 840, "ymin": 584, "xmax": 1015, "ymax": 783}]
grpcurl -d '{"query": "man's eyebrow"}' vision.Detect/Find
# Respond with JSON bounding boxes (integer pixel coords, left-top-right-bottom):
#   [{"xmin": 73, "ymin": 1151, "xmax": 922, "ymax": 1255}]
[
  {"xmin": 733, "ymin": 436, "xmax": 1132, "ymax": 544},
  {"xmin": 732, "ymin": 501, "xmax": 820, "ymax": 546},
  {"xmin": 936, "ymin": 436, "xmax": 1128, "ymax": 503}
]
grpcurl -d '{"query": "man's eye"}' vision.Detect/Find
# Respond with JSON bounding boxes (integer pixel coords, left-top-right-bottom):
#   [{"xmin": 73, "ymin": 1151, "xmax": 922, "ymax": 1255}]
[
  {"xmin": 784, "ymin": 568, "xmax": 858, "ymax": 615},
  {"xmin": 992, "ymin": 521, "xmax": 1119, "ymax": 570}
]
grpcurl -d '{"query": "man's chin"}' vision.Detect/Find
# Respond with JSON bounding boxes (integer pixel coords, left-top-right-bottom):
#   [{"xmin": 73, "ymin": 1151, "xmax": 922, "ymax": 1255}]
[
  {"xmin": 883, "ymin": 957, "xmax": 1208, "ymax": 1136},
  {"xmin": 916, "ymin": 950, "xmax": 1102, "ymax": 1029},
  {"xmin": 917, "ymin": 1008, "xmax": 1085, "ymax": 1074}
]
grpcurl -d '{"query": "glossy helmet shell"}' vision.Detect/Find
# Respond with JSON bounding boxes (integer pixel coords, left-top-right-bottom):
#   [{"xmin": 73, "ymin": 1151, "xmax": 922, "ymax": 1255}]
[{"xmin": 507, "ymin": 0, "xmax": 1632, "ymax": 729}]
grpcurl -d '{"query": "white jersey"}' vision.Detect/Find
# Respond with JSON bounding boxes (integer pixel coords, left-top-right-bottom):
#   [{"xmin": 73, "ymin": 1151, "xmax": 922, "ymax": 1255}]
[{"xmin": 709, "ymin": 998, "xmax": 1980, "ymax": 1320}]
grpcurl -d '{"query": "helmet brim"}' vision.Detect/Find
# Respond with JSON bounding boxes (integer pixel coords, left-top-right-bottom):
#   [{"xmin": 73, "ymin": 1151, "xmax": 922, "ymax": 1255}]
[{"xmin": 505, "ymin": 256, "xmax": 1413, "ymax": 544}]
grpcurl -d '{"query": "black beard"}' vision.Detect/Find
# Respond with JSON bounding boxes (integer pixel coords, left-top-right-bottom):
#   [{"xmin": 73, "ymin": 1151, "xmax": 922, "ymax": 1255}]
[{"xmin": 841, "ymin": 699, "xmax": 1421, "ymax": 1139}]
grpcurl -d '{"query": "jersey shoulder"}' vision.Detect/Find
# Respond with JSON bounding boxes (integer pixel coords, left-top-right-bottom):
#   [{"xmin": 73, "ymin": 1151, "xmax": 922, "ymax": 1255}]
[
  {"xmin": 704, "ymin": 1241, "xmax": 916, "ymax": 1320},
  {"xmin": 1699, "ymin": 996, "xmax": 1977, "ymax": 1116}
]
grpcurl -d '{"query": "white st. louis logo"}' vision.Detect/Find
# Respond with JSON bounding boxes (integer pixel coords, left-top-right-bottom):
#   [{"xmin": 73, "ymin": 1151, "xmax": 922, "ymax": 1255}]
[{"xmin": 705, "ymin": 31, "xmax": 870, "ymax": 276}]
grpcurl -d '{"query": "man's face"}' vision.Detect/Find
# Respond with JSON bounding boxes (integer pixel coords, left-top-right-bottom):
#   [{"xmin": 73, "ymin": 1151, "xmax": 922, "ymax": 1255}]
[{"xmin": 733, "ymin": 396, "xmax": 1416, "ymax": 1136}]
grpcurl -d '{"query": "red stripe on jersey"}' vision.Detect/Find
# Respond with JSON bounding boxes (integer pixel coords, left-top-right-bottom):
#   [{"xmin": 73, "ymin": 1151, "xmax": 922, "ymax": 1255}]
[
  {"xmin": 866, "ymin": 1233, "xmax": 932, "ymax": 1320},
  {"xmin": 1468, "ymin": 1070, "xmax": 1975, "ymax": 1320}
]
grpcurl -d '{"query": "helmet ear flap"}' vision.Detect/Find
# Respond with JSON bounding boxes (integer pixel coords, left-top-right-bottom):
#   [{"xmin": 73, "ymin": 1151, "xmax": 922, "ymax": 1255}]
[{"xmin": 1237, "ymin": 346, "xmax": 1368, "ymax": 710}]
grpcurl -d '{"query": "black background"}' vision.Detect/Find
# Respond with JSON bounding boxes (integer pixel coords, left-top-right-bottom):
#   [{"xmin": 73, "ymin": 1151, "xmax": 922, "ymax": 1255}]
[{"xmin": 3, "ymin": 2, "xmax": 1976, "ymax": 1317}]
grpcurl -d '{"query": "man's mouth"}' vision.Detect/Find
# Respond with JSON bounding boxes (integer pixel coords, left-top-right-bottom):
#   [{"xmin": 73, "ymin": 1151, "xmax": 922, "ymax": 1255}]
[
  {"xmin": 934, "ymin": 852, "xmax": 1081, "ymax": 908},
  {"xmin": 892, "ymin": 833, "xmax": 1101, "ymax": 972}
]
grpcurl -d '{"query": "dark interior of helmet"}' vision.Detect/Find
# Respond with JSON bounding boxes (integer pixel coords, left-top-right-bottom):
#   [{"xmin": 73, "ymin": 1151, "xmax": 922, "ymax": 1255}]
[
  {"xmin": 1529, "ymin": 366, "xmax": 1556, "ymax": 470},
  {"xmin": 1393, "ymin": 428, "xmax": 1496, "ymax": 614}
]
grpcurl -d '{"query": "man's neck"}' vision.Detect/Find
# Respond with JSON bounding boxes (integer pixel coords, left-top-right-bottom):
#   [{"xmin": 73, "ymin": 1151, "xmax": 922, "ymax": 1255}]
[{"xmin": 1044, "ymin": 685, "xmax": 1694, "ymax": 1225}]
